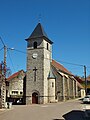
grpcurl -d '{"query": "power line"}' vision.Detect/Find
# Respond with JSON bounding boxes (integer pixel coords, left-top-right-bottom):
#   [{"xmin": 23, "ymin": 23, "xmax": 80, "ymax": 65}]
[
  {"xmin": 58, "ymin": 60, "xmax": 84, "ymax": 67},
  {"xmin": 0, "ymin": 47, "xmax": 4, "ymax": 51},
  {"xmin": 0, "ymin": 43, "xmax": 88, "ymax": 76},
  {"xmin": 7, "ymin": 50, "xmax": 16, "ymax": 72},
  {"xmin": 8, "ymin": 47, "xmax": 87, "ymax": 68},
  {"xmin": 87, "ymin": 66, "xmax": 90, "ymax": 68},
  {"xmin": 14, "ymin": 49, "xmax": 26, "ymax": 54},
  {"xmin": 0, "ymin": 36, "xmax": 5, "ymax": 46},
  {"xmin": 87, "ymin": 68, "xmax": 90, "ymax": 74},
  {"xmin": 13, "ymin": 48, "xmax": 86, "ymax": 67},
  {"xmin": 0, "ymin": 36, "xmax": 89, "ymax": 69}
]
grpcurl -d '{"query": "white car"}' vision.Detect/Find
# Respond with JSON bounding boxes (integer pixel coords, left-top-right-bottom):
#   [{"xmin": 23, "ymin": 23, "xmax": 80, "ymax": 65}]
[{"xmin": 83, "ymin": 95, "xmax": 90, "ymax": 103}]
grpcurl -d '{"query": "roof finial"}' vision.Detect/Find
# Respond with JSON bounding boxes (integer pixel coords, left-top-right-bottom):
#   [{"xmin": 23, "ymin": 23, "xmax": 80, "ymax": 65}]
[{"xmin": 38, "ymin": 14, "xmax": 41, "ymax": 23}]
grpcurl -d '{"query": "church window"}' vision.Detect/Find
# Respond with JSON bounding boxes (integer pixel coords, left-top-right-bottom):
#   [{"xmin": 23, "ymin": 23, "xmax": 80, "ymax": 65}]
[
  {"xmin": 52, "ymin": 82, "xmax": 54, "ymax": 87},
  {"xmin": 33, "ymin": 42, "xmax": 37, "ymax": 49},
  {"xmin": 47, "ymin": 43, "xmax": 49, "ymax": 50}
]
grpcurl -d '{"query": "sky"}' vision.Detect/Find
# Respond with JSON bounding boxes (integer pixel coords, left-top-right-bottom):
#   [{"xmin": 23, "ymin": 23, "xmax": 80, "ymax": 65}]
[{"xmin": 0, "ymin": 0, "xmax": 90, "ymax": 77}]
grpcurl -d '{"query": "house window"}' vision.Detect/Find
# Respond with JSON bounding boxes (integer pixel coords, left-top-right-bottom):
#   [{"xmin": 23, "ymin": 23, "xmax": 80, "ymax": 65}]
[
  {"xmin": 33, "ymin": 42, "xmax": 37, "ymax": 49},
  {"xmin": 12, "ymin": 91, "xmax": 18, "ymax": 94},
  {"xmin": 47, "ymin": 43, "xmax": 49, "ymax": 50},
  {"xmin": 52, "ymin": 82, "xmax": 54, "ymax": 87},
  {"xmin": 20, "ymin": 91, "xmax": 23, "ymax": 94}
]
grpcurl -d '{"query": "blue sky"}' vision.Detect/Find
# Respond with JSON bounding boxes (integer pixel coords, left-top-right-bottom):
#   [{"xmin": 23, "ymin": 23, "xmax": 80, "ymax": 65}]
[{"xmin": 0, "ymin": 0, "xmax": 90, "ymax": 77}]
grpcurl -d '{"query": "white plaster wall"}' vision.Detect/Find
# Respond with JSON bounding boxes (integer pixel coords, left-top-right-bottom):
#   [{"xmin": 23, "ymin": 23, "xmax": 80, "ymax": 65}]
[{"xmin": 48, "ymin": 79, "xmax": 55, "ymax": 102}]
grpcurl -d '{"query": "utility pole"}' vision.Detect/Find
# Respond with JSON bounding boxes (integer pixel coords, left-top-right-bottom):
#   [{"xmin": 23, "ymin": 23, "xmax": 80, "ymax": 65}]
[
  {"xmin": 4, "ymin": 46, "xmax": 7, "ymax": 76},
  {"xmin": 1, "ymin": 45, "xmax": 7, "ymax": 108},
  {"xmin": 0, "ymin": 37, "xmax": 7, "ymax": 108},
  {"xmin": 0, "ymin": 37, "xmax": 14, "ymax": 108},
  {"xmin": 84, "ymin": 65, "xmax": 87, "ymax": 95}
]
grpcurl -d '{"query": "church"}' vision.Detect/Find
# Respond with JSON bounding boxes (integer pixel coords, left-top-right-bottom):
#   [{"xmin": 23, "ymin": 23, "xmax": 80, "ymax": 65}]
[{"xmin": 25, "ymin": 23, "xmax": 80, "ymax": 104}]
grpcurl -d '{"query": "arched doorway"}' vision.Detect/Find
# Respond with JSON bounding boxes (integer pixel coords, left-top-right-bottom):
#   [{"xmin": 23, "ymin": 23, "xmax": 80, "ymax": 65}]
[{"xmin": 32, "ymin": 92, "xmax": 38, "ymax": 104}]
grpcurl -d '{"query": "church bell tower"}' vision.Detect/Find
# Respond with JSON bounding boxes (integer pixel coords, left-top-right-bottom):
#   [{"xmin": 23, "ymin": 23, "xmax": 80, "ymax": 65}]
[{"xmin": 26, "ymin": 23, "xmax": 53, "ymax": 104}]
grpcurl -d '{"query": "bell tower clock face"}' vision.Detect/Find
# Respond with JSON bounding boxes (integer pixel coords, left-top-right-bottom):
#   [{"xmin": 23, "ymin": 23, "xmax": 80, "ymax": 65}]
[{"xmin": 32, "ymin": 53, "xmax": 38, "ymax": 59}]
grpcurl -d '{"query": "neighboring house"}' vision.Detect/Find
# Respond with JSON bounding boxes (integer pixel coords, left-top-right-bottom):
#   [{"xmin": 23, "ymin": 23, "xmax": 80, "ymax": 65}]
[
  {"xmin": 25, "ymin": 23, "xmax": 83, "ymax": 104},
  {"xmin": 81, "ymin": 75, "xmax": 90, "ymax": 95},
  {"xmin": 86, "ymin": 75, "xmax": 90, "ymax": 94},
  {"xmin": 74, "ymin": 76, "xmax": 85, "ymax": 97},
  {"xmin": 7, "ymin": 70, "xmax": 25, "ymax": 104},
  {"xmin": 74, "ymin": 76, "xmax": 83, "ymax": 84}
]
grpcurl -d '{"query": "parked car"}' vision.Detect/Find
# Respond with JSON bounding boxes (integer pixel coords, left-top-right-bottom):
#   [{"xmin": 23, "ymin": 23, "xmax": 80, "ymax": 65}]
[
  {"xmin": 16, "ymin": 98, "xmax": 23, "ymax": 105},
  {"xmin": 83, "ymin": 95, "xmax": 90, "ymax": 103}
]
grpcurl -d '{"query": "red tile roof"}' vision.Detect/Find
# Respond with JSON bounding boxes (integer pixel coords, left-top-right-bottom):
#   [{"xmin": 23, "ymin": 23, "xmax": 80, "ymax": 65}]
[
  {"xmin": 81, "ymin": 75, "xmax": 90, "ymax": 81},
  {"xmin": 87, "ymin": 75, "xmax": 90, "ymax": 81},
  {"xmin": 7, "ymin": 70, "xmax": 23, "ymax": 81},
  {"xmin": 51, "ymin": 60, "xmax": 73, "ymax": 75},
  {"xmin": 51, "ymin": 60, "xmax": 83, "ymax": 89},
  {"xmin": 77, "ymin": 81, "xmax": 84, "ymax": 89},
  {"xmin": 74, "ymin": 76, "xmax": 83, "ymax": 83}
]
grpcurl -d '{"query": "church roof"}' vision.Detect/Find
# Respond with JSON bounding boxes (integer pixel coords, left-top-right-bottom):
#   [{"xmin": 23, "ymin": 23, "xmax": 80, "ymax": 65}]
[
  {"xmin": 48, "ymin": 68, "xmax": 56, "ymax": 79},
  {"xmin": 26, "ymin": 23, "xmax": 53, "ymax": 44},
  {"xmin": 51, "ymin": 60, "xmax": 73, "ymax": 76}
]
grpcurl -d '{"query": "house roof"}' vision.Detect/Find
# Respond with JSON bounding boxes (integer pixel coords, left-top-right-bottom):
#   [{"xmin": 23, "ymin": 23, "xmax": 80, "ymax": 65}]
[
  {"xmin": 81, "ymin": 75, "xmax": 90, "ymax": 81},
  {"xmin": 74, "ymin": 76, "xmax": 83, "ymax": 83},
  {"xmin": 7, "ymin": 70, "xmax": 24, "ymax": 81},
  {"xmin": 25, "ymin": 23, "xmax": 53, "ymax": 44},
  {"xmin": 87, "ymin": 75, "xmax": 90, "ymax": 81},
  {"xmin": 51, "ymin": 60, "xmax": 73, "ymax": 75},
  {"xmin": 77, "ymin": 81, "xmax": 84, "ymax": 89}
]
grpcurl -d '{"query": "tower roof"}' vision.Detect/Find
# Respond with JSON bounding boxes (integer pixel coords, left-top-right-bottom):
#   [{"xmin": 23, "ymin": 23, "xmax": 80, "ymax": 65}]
[
  {"xmin": 26, "ymin": 23, "xmax": 53, "ymax": 44},
  {"xmin": 48, "ymin": 68, "xmax": 56, "ymax": 79}
]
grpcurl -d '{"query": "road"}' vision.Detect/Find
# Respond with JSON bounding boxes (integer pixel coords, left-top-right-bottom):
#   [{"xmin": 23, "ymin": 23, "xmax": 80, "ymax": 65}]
[{"xmin": 0, "ymin": 99, "xmax": 90, "ymax": 120}]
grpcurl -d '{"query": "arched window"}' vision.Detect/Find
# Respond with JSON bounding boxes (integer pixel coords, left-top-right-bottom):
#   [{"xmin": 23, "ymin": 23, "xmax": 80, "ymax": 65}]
[
  {"xmin": 33, "ymin": 42, "xmax": 37, "ymax": 49},
  {"xmin": 47, "ymin": 43, "xmax": 49, "ymax": 50}
]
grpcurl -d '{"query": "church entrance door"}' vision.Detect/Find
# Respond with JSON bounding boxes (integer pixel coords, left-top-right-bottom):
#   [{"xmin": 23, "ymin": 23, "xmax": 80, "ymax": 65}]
[{"xmin": 32, "ymin": 92, "xmax": 38, "ymax": 104}]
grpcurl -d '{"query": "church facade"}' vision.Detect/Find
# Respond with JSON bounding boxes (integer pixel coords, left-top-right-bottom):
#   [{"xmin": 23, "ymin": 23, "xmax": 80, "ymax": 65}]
[{"xmin": 25, "ymin": 23, "xmax": 79, "ymax": 104}]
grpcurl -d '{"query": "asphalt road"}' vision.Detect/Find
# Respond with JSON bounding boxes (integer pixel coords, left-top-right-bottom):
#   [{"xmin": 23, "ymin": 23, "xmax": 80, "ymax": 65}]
[{"xmin": 0, "ymin": 99, "xmax": 90, "ymax": 120}]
